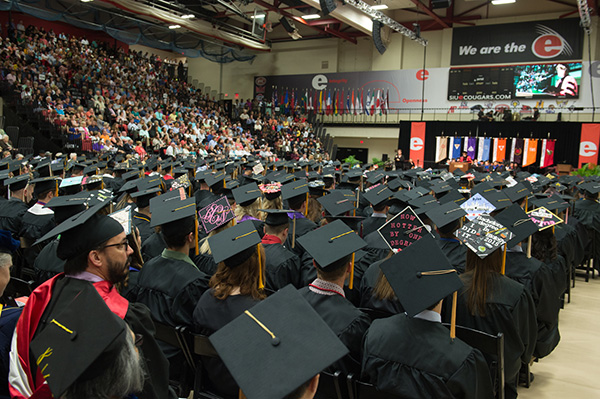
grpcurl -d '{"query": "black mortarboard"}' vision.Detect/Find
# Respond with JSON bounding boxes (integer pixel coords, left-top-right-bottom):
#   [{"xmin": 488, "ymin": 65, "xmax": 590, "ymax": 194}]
[
  {"xmin": 281, "ymin": 179, "xmax": 309, "ymax": 202},
  {"xmin": 261, "ymin": 209, "xmax": 292, "ymax": 226},
  {"xmin": 437, "ymin": 190, "xmax": 467, "ymax": 206},
  {"xmin": 471, "ymin": 182, "xmax": 496, "ymax": 196},
  {"xmin": 31, "ymin": 176, "xmax": 60, "ymax": 197},
  {"xmin": 150, "ymin": 196, "xmax": 196, "ymax": 228},
  {"xmin": 233, "ymin": 183, "xmax": 262, "ymax": 206},
  {"xmin": 493, "ymin": 203, "xmax": 539, "ymax": 247},
  {"xmin": 209, "ymin": 285, "xmax": 349, "ymax": 399},
  {"xmin": 363, "ymin": 184, "xmax": 391, "ymax": 207},
  {"xmin": 403, "ymin": 186, "xmax": 429, "ymax": 200},
  {"xmin": 318, "ymin": 191, "xmax": 355, "ymax": 217},
  {"xmin": 344, "ymin": 169, "xmax": 362, "ymax": 181},
  {"xmin": 579, "ymin": 182, "xmax": 600, "ymax": 195},
  {"xmin": 426, "ymin": 201, "xmax": 467, "ymax": 230},
  {"xmin": 504, "ymin": 183, "xmax": 531, "ymax": 203},
  {"xmin": 30, "ymin": 284, "xmax": 128, "ymax": 399},
  {"xmin": 479, "ymin": 190, "xmax": 512, "ymax": 211},
  {"xmin": 123, "ymin": 170, "xmax": 142, "ymax": 182},
  {"xmin": 82, "ymin": 165, "xmax": 98, "ymax": 176},
  {"xmin": 205, "ymin": 171, "xmax": 226, "ymax": 188},
  {"xmin": 366, "ymin": 171, "xmax": 385, "ymax": 185},
  {"xmin": 208, "ymin": 221, "xmax": 261, "ymax": 268},
  {"xmin": 51, "ymin": 163, "xmax": 64, "ymax": 175},
  {"xmin": 408, "ymin": 194, "xmax": 438, "ymax": 209},
  {"xmin": 380, "ymin": 234, "xmax": 462, "ymax": 317},
  {"xmin": 430, "ymin": 180, "xmax": 457, "ymax": 195},
  {"xmin": 531, "ymin": 194, "xmax": 569, "ymax": 213},
  {"xmin": 455, "ymin": 215, "xmax": 514, "ymax": 259},
  {"xmin": 5, "ymin": 174, "xmax": 29, "ymax": 191},
  {"xmin": 45, "ymin": 193, "xmax": 89, "ymax": 224},
  {"xmin": 130, "ymin": 187, "xmax": 160, "ymax": 208}
]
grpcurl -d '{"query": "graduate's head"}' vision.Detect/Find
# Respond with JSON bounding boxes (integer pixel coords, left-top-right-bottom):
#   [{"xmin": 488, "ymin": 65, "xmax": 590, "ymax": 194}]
[
  {"xmin": 0, "ymin": 230, "xmax": 18, "ymax": 297},
  {"xmin": 162, "ymin": 216, "xmax": 195, "ymax": 250},
  {"xmin": 314, "ymin": 254, "xmax": 352, "ymax": 282}
]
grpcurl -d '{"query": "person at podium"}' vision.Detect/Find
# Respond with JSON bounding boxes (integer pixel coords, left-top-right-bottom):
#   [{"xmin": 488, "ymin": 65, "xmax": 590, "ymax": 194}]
[{"xmin": 458, "ymin": 151, "xmax": 473, "ymax": 164}]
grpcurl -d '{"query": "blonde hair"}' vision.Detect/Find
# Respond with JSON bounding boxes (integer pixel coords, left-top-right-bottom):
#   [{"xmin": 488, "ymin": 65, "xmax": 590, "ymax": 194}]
[
  {"xmin": 259, "ymin": 196, "xmax": 282, "ymax": 220},
  {"xmin": 234, "ymin": 197, "xmax": 261, "ymax": 221},
  {"xmin": 199, "ymin": 219, "xmax": 235, "ymax": 255}
]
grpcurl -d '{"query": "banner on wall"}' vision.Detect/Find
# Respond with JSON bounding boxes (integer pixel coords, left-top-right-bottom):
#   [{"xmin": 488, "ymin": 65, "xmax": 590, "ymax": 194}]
[
  {"xmin": 540, "ymin": 139, "xmax": 556, "ymax": 168},
  {"xmin": 523, "ymin": 139, "xmax": 538, "ymax": 167},
  {"xmin": 493, "ymin": 138, "xmax": 507, "ymax": 162},
  {"xmin": 435, "ymin": 137, "xmax": 448, "ymax": 163},
  {"xmin": 451, "ymin": 18, "xmax": 583, "ymax": 65},
  {"xmin": 410, "ymin": 122, "xmax": 426, "ymax": 167},
  {"xmin": 579, "ymin": 124, "xmax": 600, "ymax": 167}
]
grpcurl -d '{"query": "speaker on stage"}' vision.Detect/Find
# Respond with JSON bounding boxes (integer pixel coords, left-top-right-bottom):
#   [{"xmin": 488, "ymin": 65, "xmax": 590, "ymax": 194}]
[
  {"xmin": 320, "ymin": 0, "xmax": 337, "ymax": 15},
  {"xmin": 431, "ymin": 0, "xmax": 451, "ymax": 9},
  {"xmin": 372, "ymin": 20, "xmax": 387, "ymax": 55}
]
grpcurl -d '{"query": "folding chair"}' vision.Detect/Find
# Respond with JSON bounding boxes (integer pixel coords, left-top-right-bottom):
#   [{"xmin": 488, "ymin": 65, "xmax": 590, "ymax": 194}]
[{"xmin": 152, "ymin": 321, "xmax": 192, "ymax": 398}]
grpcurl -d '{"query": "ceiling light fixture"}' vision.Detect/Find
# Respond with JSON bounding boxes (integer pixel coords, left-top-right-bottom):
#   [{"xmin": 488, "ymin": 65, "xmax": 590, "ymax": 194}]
[
  {"xmin": 491, "ymin": 0, "xmax": 516, "ymax": 5},
  {"xmin": 302, "ymin": 14, "xmax": 321, "ymax": 20},
  {"xmin": 181, "ymin": 14, "xmax": 195, "ymax": 19},
  {"xmin": 372, "ymin": 4, "xmax": 388, "ymax": 10},
  {"xmin": 168, "ymin": 24, "xmax": 181, "ymax": 29},
  {"xmin": 250, "ymin": 14, "xmax": 266, "ymax": 19}
]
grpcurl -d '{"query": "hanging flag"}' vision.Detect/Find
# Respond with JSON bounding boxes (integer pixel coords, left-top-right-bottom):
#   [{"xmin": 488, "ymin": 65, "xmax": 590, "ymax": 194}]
[
  {"xmin": 346, "ymin": 93, "xmax": 350, "ymax": 115},
  {"xmin": 370, "ymin": 90, "xmax": 376, "ymax": 115},
  {"xmin": 319, "ymin": 90, "xmax": 323, "ymax": 113},
  {"xmin": 376, "ymin": 90, "xmax": 381, "ymax": 115},
  {"xmin": 522, "ymin": 139, "xmax": 538, "ymax": 167},
  {"xmin": 410, "ymin": 122, "xmax": 426, "ymax": 167},
  {"xmin": 290, "ymin": 90, "xmax": 295, "ymax": 111},
  {"xmin": 356, "ymin": 90, "xmax": 362, "ymax": 115},
  {"xmin": 449, "ymin": 137, "xmax": 462, "ymax": 159},
  {"xmin": 365, "ymin": 89, "xmax": 371, "ymax": 115},
  {"xmin": 540, "ymin": 139, "xmax": 556, "ymax": 168},
  {"xmin": 579, "ymin": 124, "xmax": 600, "ymax": 167},
  {"xmin": 511, "ymin": 138, "xmax": 524, "ymax": 165},
  {"xmin": 386, "ymin": 89, "xmax": 390, "ymax": 114},
  {"xmin": 350, "ymin": 90, "xmax": 355, "ymax": 115},
  {"xmin": 308, "ymin": 90, "xmax": 312, "ymax": 111},
  {"xmin": 477, "ymin": 137, "xmax": 491, "ymax": 162},
  {"xmin": 493, "ymin": 138, "xmax": 507, "ymax": 162},
  {"xmin": 435, "ymin": 136, "xmax": 448, "ymax": 163},
  {"xmin": 381, "ymin": 90, "xmax": 387, "ymax": 115},
  {"xmin": 326, "ymin": 90, "xmax": 332, "ymax": 115},
  {"xmin": 333, "ymin": 91, "xmax": 338, "ymax": 115},
  {"xmin": 467, "ymin": 137, "xmax": 477, "ymax": 159}
]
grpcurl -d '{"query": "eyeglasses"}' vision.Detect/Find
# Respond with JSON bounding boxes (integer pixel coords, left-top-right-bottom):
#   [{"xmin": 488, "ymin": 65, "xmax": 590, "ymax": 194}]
[
  {"xmin": 100, "ymin": 239, "xmax": 130, "ymax": 251},
  {"xmin": 134, "ymin": 334, "xmax": 144, "ymax": 347}
]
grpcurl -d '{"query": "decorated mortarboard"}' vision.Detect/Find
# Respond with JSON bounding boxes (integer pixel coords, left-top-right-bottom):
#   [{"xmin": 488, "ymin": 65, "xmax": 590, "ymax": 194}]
[
  {"xmin": 108, "ymin": 206, "xmax": 132, "ymax": 235},
  {"xmin": 233, "ymin": 183, "xmax": 263, "ymax": 206},
  {"xmin": 460, "ymin": 193, "xmax": 496, "ymax": 221},
  {"xmin": 281, "ymin": 179, "xmax": 309, "ymax": 201},
  {"xmin": 297, "ymin": 219, "xmax": 366, "ymax": 273},
  {"xmin": 150, "ymin": 196, "xmax": 196, "ymax": 228},
  {"xmin": 259, "ymin": 182, "xmax": 282, "ymax": 200},
  {"xmin": 209, "ymin": 285, "xmax": 349, "ymax": 399},
  {"xmin": 170, "ymin": 174, "xmax": 192, "ymax": 190},
  {"xmin": 30, "ymin": 284, "xmax": 128, "ymax": 399},
  {"xmin": 455, "ymin": 214, "xmax": 514, "ymax": 259},
  {"xmin": 261, "ymin": 209, "xmax": 292, "ymax": 226},
  {"xmin": 380, "ymin": 234, "xmax": 463, "ymax": 317},
  {"xmin": 527, "ymin": 206, "xmax": 564, "ymax": 231},
  {"xmin": 308, "ymin": 180, "xmax": 328, "ymax": 197},
  {"xmin": 4, "ymin": 174, "xmax": 29, "ymax": 190},
  {"xmin": 198, "ymin": 195, "xmax": 235, "ymax": 234},
  {"xmin": 493, "ymin": 203, "xmax": 539, "ymax": 247},
  {"xmin": 208, "ymin": 221, "xmax": 261, "ymax": 268},
  {"xmin": 86, "ymin": 189, "xmax": 114, "ymax": 207},
  {"xmin": 377, "ymin": 206, "xmax": 431, "ymax": 252},
  {"xmin": 82, "ymin": 174, "xmax": 103, "ymax": 186},
  {"xmin": 426, "ymin": 201, "xmax": 467, "ymax": 230},
  {"xmin": 318, "ymin": 191, "xmax": 355, "ymax": 217}
]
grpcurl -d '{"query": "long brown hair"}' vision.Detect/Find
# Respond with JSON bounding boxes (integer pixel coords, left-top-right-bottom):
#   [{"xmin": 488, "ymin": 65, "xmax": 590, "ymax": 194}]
[
  {"xmin": 462, "ymin": 249, "xmax": 503, "ymax": 317},
  {"xmin": 306, "ymin": 197, "xmax": 323, "ymax": 224},
  {"xmin": 531, "ymin": 229, "xmax": 557, "ymax": 263},
  {"xmin": 372, "ymin": 251, "xmax": 395, "ymax": 301},
  {"xmin": 209, "ymin": 244, "xmax": 266, "ymax": 301}
]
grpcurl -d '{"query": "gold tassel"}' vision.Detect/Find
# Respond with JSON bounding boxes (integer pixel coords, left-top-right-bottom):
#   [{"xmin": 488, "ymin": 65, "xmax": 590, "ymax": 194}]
[
  {"xmin": 194, "ymin": 217, "xmax": 199, "ymax": 255},
  {"xmin": 501, "ymin": 244, "xmax": 507, "ymax": 275},
  {"xmin": 292, "ymin": 216, "xmax": 296, "ymax": 249},
  {"xmin": 450, "ymin": 291, "xmax": 457, "ymax": 339},
  {"xmin": 257, "ymin": 244, "xmax": 264, "ymax": 290},
  {"xmin": 527, "ymin": 235, "xmax": 532, "ymax": 258},
  {"xmin": 349, "ymin": 252, "xmax": 355, "ymax": 289},
  {"xmin": 239, "ymin": 389, "xmax": 246, "ymax": 399},
  {"xmin": 304, "ymin": 193, "xmax": 308, "ymax": 216}
]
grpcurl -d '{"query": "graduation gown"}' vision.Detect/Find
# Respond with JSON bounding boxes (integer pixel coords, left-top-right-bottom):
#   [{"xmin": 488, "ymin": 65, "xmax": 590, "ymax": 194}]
[
  {"xmin": 299, "ymin": 285, "xmax": 371, "ymax": 375},
  {"xmin": 32, "ymin": 239, "xmax": 65, "ymax": 286},
  {"xmin": 359, "ymin": 215, "xmax": 387, "ymax": 238},
  {"xmin": 262, "ymin": 236, "xmax": 304, "ymax": 291},
  {"xmin": 573, "ymin": 199, "xmax": 600, "ymax": 269},
  {"xmin": 362, "ymin": 313, "xmax": 494, "ymax": 399},
  {"xmin": 446, "ymin": 273, "xmax": 537, "ymax": 399},
  {"xmin": 284, "ymin": 214, "xmax": 317, "ymax": 257},
  {"xmin": 132, "ymin": 212, "xmax": 154, "ymax": 243},
  {"xmin": 20, "ymin": 203, "xmax": 56, "ymax": 268},
  {"xmin": 141, "ymin": 231, "xmax": 167, "ymax": 262},
  {"xmin": 505, "ymin": 251, "xmax": 561, "ymax": 359},
  {"xmin": 358, "ymin": 258, "xmax": 403, "ymax": 315},
  {"xmin": 0, "ymin": 198, "xmax": 29, "ymax": 236},
  {"xmin": 193, "ymin": 289, "xmax": 261, "ymax": 399},
  {"xmin": 192, "ymin": 252, "xmax": 219, "ymax": 276},
  {"xmin": 437, "ymin": 237, "xmax": 467, "ymax": 274}
]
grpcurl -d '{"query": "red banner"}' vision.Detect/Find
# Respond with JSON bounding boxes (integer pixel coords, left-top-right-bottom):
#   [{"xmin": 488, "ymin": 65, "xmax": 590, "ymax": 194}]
[
  {"xmin": 409, "ymin": 122, "xmax": 426, "ymax": 168},
  {"xmin": 579, "ymin": 124, "xmax": 600, "ymax": 167}
]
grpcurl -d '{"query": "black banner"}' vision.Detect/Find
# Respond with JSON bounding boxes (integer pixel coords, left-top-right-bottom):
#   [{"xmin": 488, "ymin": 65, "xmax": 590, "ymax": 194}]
[{"xmin": 451, "ymin": 18, "xmax": 583, "ymax": 66}]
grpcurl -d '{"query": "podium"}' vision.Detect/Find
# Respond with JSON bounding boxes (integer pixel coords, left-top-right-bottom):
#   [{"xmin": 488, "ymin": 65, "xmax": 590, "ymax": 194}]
[{"xmin": 449, "ymin": 162, "xmax": 469, "ymax": 173}]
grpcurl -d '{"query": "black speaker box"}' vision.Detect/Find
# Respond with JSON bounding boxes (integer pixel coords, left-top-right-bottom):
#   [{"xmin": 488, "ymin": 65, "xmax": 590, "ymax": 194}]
[
  {"xmin": 431, "ymin": 0, "xmax": 451, "ymax": 9},
  {"xmin": 279, "ymin": 17, "xmax": 296, "ymax": 33},
  {"xmin": 319, "ymin": 0, "xmax": 337, "ymax": 16},
  {"xmin": 372, "ymin": 20, "xmax": 386, "ymax": 55}
]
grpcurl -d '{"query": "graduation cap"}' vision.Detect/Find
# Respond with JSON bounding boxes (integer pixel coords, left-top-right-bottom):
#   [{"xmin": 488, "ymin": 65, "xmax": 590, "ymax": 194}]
[
  {"xmin": 108, "ymin": 207, "xmax": 132, "ymax": 235},
  {"xmin": 208, "ymin": 221, "xmax": 262, "ymax": 270},
  {"xmin": 460, "ymin": 193, "xmax": 496, "ymax": 221},
  {"xmin": 45, "ymin": 193, "xmax": 89, "ymax": 224},
  {"xmin": 51, "ymin": 162, "xmax": 65, "ymax": 175},
  {"xmin": 233, "ymin": 183, "xmax": 262, "ymax": 207},
  {"xmin": 504, "ymin": 183, "xmax": 531, "ymax": 203},
  {"xmin": 493, "ymin": 203, "xmax": 539, "ymax": 247},
  {"xmin": 261, "ymin": 209, "xmax": 292, "ymax": 226},
  {"xmin": 297, "ymin": 219, "xmax": 366, "ymax": 288},
  {"xmin": 579, "ymin": 182, "xmax": 600, "ymax": 195},
  {"xmin": 224, "ymin": 179, "xmax": 239, "ymax": 190},
  {"xmin": 380, "ymin": 234, "xmax": 463, "ymax": 318},
  {"xmin": 455, "ymin": 215, "xmax": 514, "ymax": 259},
  {"xmin": 130, "ymin": 187, "xmax": 160, "ymax": 208},
  {"xmin": 470, "ymin": 182, "xmax": 496, "ymax": 196},
  {"xmin": 30, "ymin": 284, "xmax": 128, "ymax": 399},
  {"xmin": 281, "ymin": 179, "xmax": 309, "ymax": 202},
  {"xmin": 366, "ymin": 171, "xmax": 385, "ymax": 185},
  {"xmin": 430, "ymin": 180, "xmax": 457, "ymax": 195},
  {"xmin": 408, "ymin": 194, "xmax": 438, "ymax": 209},
  {"xmin": 377, "ymin": 206, "xmax": 431, "ymax": 251},
  {"xmin": 527, "ymin": 206, "xmax": 564, "ymax": 231},
  {"xmin": 437, "ymin": 190, "xmax": 467, "ymax": 206},
  {"xmin": 403, "ymin": 186, "xmax": 429, "ymax": 200},
  {"xmin": 31, "ymin": 176, "xmax": 60, "ymax": 197},
  {"xmin": 318, "ymin": 191, "xmax": 355, "ymax": 217},
  {"xmin": 531, "ymin": 194, "xmax": 569, "ymax": 213},
  {"xmin": 205, "ymin": 171, "xmax": 226, "ymax": 189},
  {"xmin": 259, "ymin": 182, "xmax": 282, "ymax": 201},
  {"xmin": 363, "ymin": 184, "xmax": 391, "ymax": 207},
  {"xmin": 387, "ymin": 178, "xmax": 408, "ymax": 191},
  {"xmin": 344, "ymin": 169, "xmax": 363, "ymax": 181},
  {"xmin": 150, "ymin": 196, "xmax": 196, "ymax": 228},
  {"xmin": 36, "ymin": 201, "xmax": 124, "ymax": 260},
  {"xmin": 198, "ymin": 195, "xmax": 235, "ymax": 234},
  {"xmin": 82, "ymin": 165, "xmax": 98, "ymax": 176},
  {"xmin": 426, "ymin": 201, "xmax": 467, "ymax": 231},
  {"xmin": 4, "ymin": 174, "xmax": 29, "ymax": 191},
  {"xmin": 308, "ymin": 180, "xmax": 328, "ymax": 197},
  {"xmin": 122, "ymin": 170, "xmax": 142, "ymax": 182},
  {"xmin": 83, "ymin": 175, "xmax": 103, "ymax": 189},
  {"xmin": 209, "ymin": 285, "xmax": 349, "ymax": 399}
]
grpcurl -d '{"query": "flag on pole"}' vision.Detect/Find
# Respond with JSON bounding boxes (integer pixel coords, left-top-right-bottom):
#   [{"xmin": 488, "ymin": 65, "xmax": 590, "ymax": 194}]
[
  {"xmin": 540, "ymin": 139, "xmax": 556, "ymax": 168},
  {"xmin": 493, "ymin": 138, "xmax": 507, "ymax": 162},
  {"xmin": 370, "ymin": 90, "xmax": 376, "ymax": 115},
  {"xmin": 376, "ymin": 90, "xmax": 381, "ymax": 115},
  {"xmin": 346, "ymin": 93, "xmax": 350, "ymax": 115},
  {"xmin": 350, "ymin": 90, "xmax": 355, "ymax": 115},
  {"xmin": 449, "ymin": 137, "xmax": 462, "ymax": 159},
  {"xmin": 477, "ymin": 137, "xmax": 491, "ymax": 161},
  {"xmin": 435, "ymin": 136, "xmax": 448, "ymax": 163},
  {"xmin": 522, "ymin": 139, "xmax": 538, "ymax": 167},
  {"xmin": 319, "ymin": 90, "xmax": 323, "ymax": 113},
  {"xmin": 381, "ymin": 90, "xmax": 387, "ymax": 115},
  {"xmin": 333, "ymin": 91, "xmax": 338, "ymax": 115},
  {"xmin": 467, "ymin": 137, "xmax": 477, "ymax": 159},
  {"xmin": 357, "ymin": 90, "xmax": 363, "ymax": 115},
  {"xmin": 365, "ymin": 90, "xmax": 371, "ymax": 115},
  {"xmin": 326, "ymin": 90, "xmax": 332, "ymax": 115},
  {"xmin": 511, "ymin": 138, "xmax": 524, "ymax": 165}
]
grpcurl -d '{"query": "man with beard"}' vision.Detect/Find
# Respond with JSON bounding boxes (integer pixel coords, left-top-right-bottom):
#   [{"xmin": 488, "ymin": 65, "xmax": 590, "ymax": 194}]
[{"xmin": 8, "ymin": 203, "xmax": 173, "ymax": 399}]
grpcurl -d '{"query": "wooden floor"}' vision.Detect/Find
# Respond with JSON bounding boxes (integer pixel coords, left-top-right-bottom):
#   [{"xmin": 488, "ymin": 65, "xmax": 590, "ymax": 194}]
[{"xmin": 518, "ymin": 272, "xmax": 600, "ymax": 399}]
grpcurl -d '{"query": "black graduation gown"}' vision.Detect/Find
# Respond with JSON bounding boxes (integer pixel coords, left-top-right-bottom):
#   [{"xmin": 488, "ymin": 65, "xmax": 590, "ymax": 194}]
[
  {"xmin": 358, "ymin": 258, "xmax": 403, "ymax": 315},
  {"xmin": 35, "ymin": 276, "xmax": 173, "ymax": 399},
  {"xmin": 299, "ymin": 286, "xmax": 371, "ymax": 375},
  {"xmin": 32, "ymin": 239, "xmax": 65, "ymax": 286},
  {"xmin": 0, "ymin": 307, "xmax": 22, "ymax": 399},
  {"xmin": 573, "ymin": 199, "xmax": 600, "ymax": 269},
  {"xmin": 362, "ymin": 314, "xmax": 494, "ymax": 399},
  {"xmin": 436, "ymin": 237, "xmax": 467, "ymax": 274},
  {"xmin": 359, "ymin": 215, "xmax": 386, "ymax": 238},
  {"xmin": 445, "ymin": 273, "xmax": 537, "ymax": 399},
  {"xmin": 193, "ymin": 290, "xmax": 261, "ymax": 399},
  {"xmin": 284, "ymin": 216, "xmax": 317, "ymax": 257},
  {"xmin": 505, "ymin": 251, "xmax": 561, "ymax": 359},
  {"xmin": 555, "ymin": 222, "xmax": 578, "ymax": 278},
  {"xmin": 20, "ymin": 207, "xmax": 55, "ymax": 268},
  {"xmin": 192, "ymin": 252, "xmax": 219, "ymax": 276},
  {"xmin": 141, "ymin": 232, "xmax": 167, "ymax": 262},
  {"xmin": 0, "ymin": 198, "xmax": 29, "ymax": 236},
  {"xmin": 263, "ymin": 242, "xmax": 304, "ymax": 291},
  {"xmin": 132, "ymin": 212, "xmax": 154, "ymax": 243}
]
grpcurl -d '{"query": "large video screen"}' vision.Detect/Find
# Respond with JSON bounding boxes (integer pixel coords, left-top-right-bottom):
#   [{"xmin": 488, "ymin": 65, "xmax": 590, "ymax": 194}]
[{"xmin": 514, "ymin": 62, "xmax": 581, "ymax": 99}]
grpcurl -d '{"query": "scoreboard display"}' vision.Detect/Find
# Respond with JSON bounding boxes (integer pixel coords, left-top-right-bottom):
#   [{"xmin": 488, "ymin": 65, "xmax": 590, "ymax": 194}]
[{"xmin": 448, "ymin": 67, "xmax": 514, "ymax": 101}]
